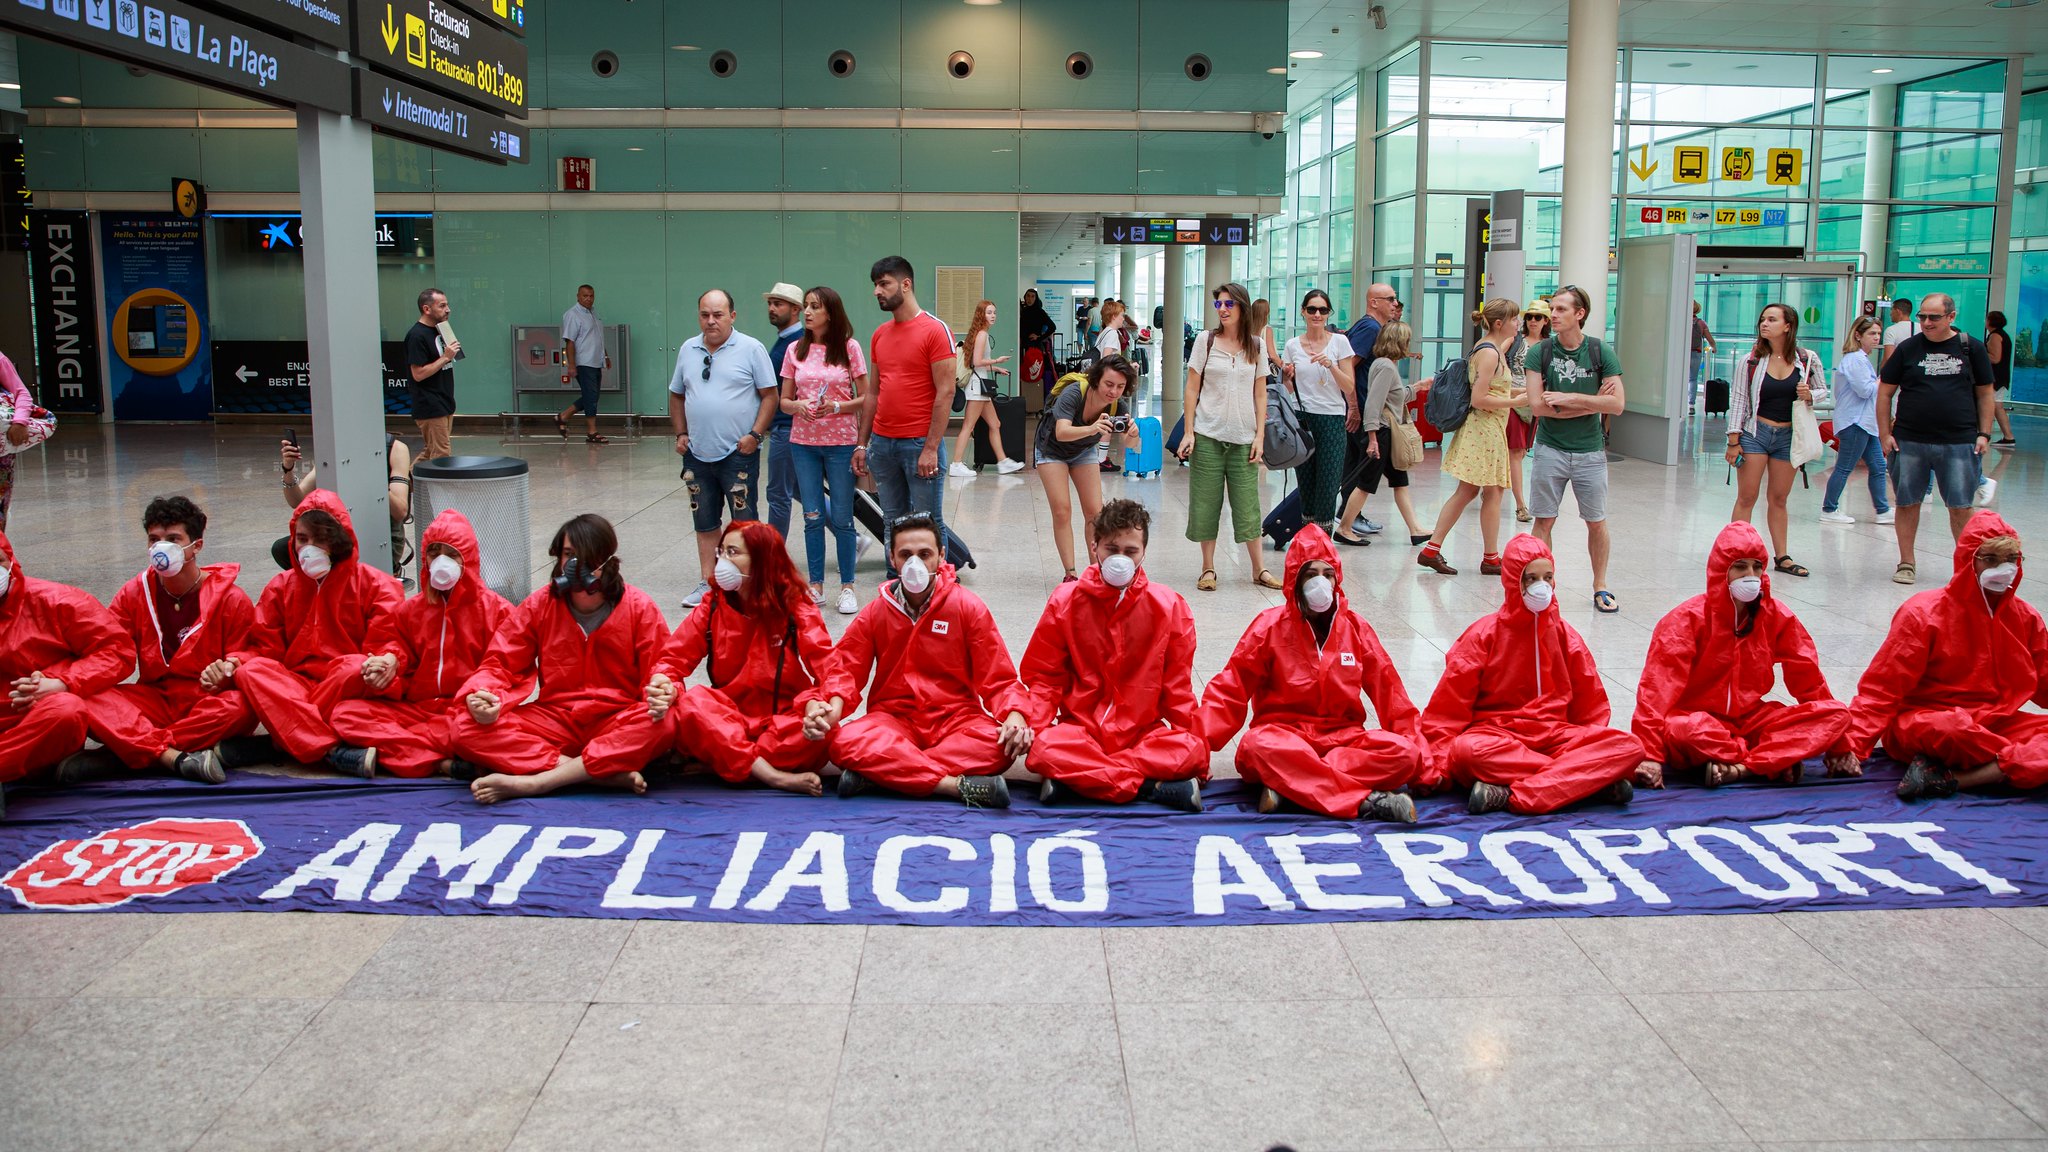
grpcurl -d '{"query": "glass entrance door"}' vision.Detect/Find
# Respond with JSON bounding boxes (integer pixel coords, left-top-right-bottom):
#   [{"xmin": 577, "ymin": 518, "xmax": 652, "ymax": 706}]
[{"xmin": 1694, "ymin": 262, "xmax": 1853, "ymax": 389}]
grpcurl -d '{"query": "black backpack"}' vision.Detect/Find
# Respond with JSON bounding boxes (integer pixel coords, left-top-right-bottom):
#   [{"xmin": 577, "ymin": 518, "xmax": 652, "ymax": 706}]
[{"xmin": 1424, "ymin": 346, "xmax": 1485, "ymax": 433}]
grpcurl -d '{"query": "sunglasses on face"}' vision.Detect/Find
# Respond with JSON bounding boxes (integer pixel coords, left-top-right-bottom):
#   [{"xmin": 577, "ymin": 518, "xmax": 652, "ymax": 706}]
[
  {"xmin": 1918, "ymin": 313, "xmax": 1951, "ymax": 322},
  {"xmin": 1212, "ymin": 299, "xmax": 1237, "ymax": 310},
  {"xmin": 1303, "ymin": 305, "xmax": 1331, "ymax": 315}
]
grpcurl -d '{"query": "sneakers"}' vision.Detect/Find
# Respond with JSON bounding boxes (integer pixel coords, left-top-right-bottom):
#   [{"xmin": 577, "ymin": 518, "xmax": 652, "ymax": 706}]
[
  {"xmin": 837, "ymin": 586, "xmax": 860, "ymax": 615},
  {"xmin": 1897, "ymin": 755, "xmax": 1959, "ymax": 801},
  {"xmin": 55, "ymin": 748, "xmax": 122, "ymax": 786},
  {"xmin": 1975, "ymin": 478, "xmax": 1998, "ymax": 508},
  {"xmin": 447, "ymin": 758, "xmax": 485, "ymax": 782},
  {"xmin": 216, "ymin": 735, "xmax": 278, "ymax": 769},
  {"xmin": 1602, "ymin": 778, "xmax": 1635, "ymax": 806},
  {"xmin": 326, "ymin": 745, "xmax": 378, "ymax": 779},
  {"xmin": 1354, "ymin": 516, "xmax": 1384, "ymax": 535},
  {"xmin": 1874, "ymin": 509, "xmax": 1896, "ymax": 525},
  {"xmin": 1039, "ymin": 777, "xmax": 1067, "ymax": 804},
  {"xmin": 1818, "ymin": 509, "xmax": 1855, "ymax": 525},
  {"xmin": 948, "ymin": 461, "xmax": 976, "ymax": 478},
  {"xmin": 854, "ymin": 536, "xmax": 874, "ymax": 566},
  {"xmin": 996, "ymin": 459, "xmax": 1025, "ymax": 475},
  {"xmin": 681, "ymin": 581, "xmax": 710, "ymax": 609},
  {"xmin": 1467, "ymin": 781, "xmax": 1512, "ymax": 815},
  {"xmin": 173, "ymin": 749, "xmax": 227, "ymax": 785},
  {"xmin": 957, "ymin": 774, "xmax": 1011, "ymax": 808},
  {"xmin": 1150, "ymin": 778, "xmax": 1203, "ymax": 813},
  {"xmin": 836, "ymin": 768, "xmax": 872, "ymax": 798},
  {"xmin": 1362, "ymin": 790, "xmax": 1418, "ymax": 823}
]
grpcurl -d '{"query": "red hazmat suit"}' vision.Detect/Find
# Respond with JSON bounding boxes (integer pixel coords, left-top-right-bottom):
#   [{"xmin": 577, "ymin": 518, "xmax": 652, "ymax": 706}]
[
  {"xmin": 1197, "ymin": 527, "xmax": 1428, "ymax": 818},
  {"xmin": 1422, "ymin": 534, "xmax": 1643, "ymax": 813},
  {"xmin": 451, "ymin": 577, "xmax": 668, "ymax": 776},
  {"xmin": 228, "ymin": 491, "xmax": 402, "ymax": 762},
  {"xmin": 1849, "ymin": 511, "xmax": 2048, "ymax": 787},
  {"xmin": 329, "ymin": 511, "xmax": 516, "ymax": 777},
  {"xmin": 0, "ymin": 532, "xmax": 131, "ymax": 780},
  {"xmin": 583, "ymin": 588, "xmax": 835, "ymax": 781},
  {"xmin": 1633, "ymin": 521, "xmax": 1851, "ymax": 779},
  {"xmin": 82, "ymin": 560, "xmax": 258, "ymax": 769},
  {"xmin": 806, "ymin": 564, "xmax": 1025, "ymax": 794},
  {"xmin": 1018, "ymin": 562, "xmax": 1207, "ymax": 802}
]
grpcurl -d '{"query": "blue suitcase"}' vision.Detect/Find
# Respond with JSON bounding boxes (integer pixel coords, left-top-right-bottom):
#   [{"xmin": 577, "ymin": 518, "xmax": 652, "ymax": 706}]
[
  {"xmin": 1263, "ymin": 489, "xmax": 1305, "ymax": 549},
  {"xmin": 1126, "ymin": 416, "xmax": 1163, "ymax": 477}
]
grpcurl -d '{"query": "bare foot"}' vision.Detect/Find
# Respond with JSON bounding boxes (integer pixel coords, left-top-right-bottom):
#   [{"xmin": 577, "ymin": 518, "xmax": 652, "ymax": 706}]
[
  {"xmin": 1704, "ymin": 761, "xmax": 1750, "ymax": 787},
  {"xmin": 1823, "ymin": 753, "xmax": 1862, "ymax": 778},
  {"xmin": 593, "ymin": 771, "xmax": 649, "ymax": 795},
  {"xmin": 1634, "ymin": 760, "xmax": 1665, "ymax": 789},
  {"xmin": 751, "ymin": 760, "xmax": 824, "ymax": 796},
  {"xmin": 471, "ymin": 773, "xmax": 551, "ymax": 804}
]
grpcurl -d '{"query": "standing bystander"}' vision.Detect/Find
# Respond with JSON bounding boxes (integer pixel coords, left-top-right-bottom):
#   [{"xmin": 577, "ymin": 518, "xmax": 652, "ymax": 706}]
[
  {"xmin": 763, "ymin": 283, "xmax": 807, "ymax": 538},
  {"xmin": 1881, "ymin": 296, "xmax": 1914, "ymax": 368},
  {"xmin": 858, "ymin": 256, "xmax": 957, "ymax": 574},
  {"xmin": 1525, "ymin": 283, "xmax": 1627, "ymax": 613},
  {"xmin": 1877, "ymin": 292, "xmax": 1996, "ymax": 585},
  {"xmin": 556, "ymin": 285, "xmax": 611, "ymax": 444},
  {"xmin": 670, "ymin": 289, "xmax": 780, "ymax": 609},
  {"xmin": 405, "ymin": 289, "xmax": 460, "ymax": 461}
]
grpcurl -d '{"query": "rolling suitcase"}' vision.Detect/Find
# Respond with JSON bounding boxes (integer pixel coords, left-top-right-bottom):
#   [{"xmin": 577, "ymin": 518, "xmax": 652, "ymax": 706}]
[
  {"xmin": 1126, "ymin": 416, "xmax": 1163, "ymax": 477},
  {"xmin": 1263, "ymin": 488, "xmax": 1305, "ymax": 549},
  {"xmin": 973, "ymin": 394, "xmax": 1028, "ymax": 467},
  {"xmin": 1704, "ymin": 378, "xmax": 1730, "ymax": 416},
  {"xmin": 848, "ymin": 488, "xmax": 977, "ymax": 570},
  {"xmin": 1167, "ymin": 414, "xmax": 1189, "ymax": 461}
]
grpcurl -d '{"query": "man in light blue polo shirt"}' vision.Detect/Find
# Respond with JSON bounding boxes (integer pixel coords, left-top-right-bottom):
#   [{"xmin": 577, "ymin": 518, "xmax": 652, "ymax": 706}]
[
  {"xmin": 557, "ymin": 284, "xmax": 610, "ymax": 443},
  {"xmin": 669, "ymin": 288, "xmax": 779, "ymax": 608}
]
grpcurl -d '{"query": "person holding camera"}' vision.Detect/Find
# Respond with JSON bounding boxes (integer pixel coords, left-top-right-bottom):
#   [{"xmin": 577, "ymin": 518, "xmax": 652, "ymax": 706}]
[{"xmin": 1035, "ymin": 353, "xmax": 1143, "ymax": 582}]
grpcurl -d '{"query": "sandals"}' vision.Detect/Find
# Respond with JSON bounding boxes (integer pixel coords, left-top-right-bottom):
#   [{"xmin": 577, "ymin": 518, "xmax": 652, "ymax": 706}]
[
  {"xmin": 1594, "ymin": 590, "xmax": 1619, "ymax": 613},
  {"xmin": 585, "ymin": 434, "xmax": 610, "ymax": 445},
  {"xmin": 1197, "ymin": 569, "xmax": 1218, "ymax": 592},
  {"xmin": 1515, "ymin": 507, "xmax": 1533, "ymax": 523},
  {"xmin": 1253, "ymin": 570, "xmax": 1283, "ymax": 590},
  {"xmin": 553, "ymin": 414, "xmax": 569, "ymax": 440},
  {"xmin": 1893, "ymin": 562, "xmax": 1916, "ymax": 585},
  {"xmin": 1773, "ymin": 555, "xmax": 1810, "ymax": 579}
]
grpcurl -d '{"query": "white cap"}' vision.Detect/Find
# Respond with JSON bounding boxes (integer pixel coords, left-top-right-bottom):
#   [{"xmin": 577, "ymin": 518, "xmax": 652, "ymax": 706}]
[{"xmin": 764, "ymin": 282, "xmax": 804, "ymax": 308}]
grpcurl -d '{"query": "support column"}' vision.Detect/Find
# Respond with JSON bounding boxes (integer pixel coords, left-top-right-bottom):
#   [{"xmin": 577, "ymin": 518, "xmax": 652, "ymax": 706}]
[
  {"xmin": 1162, "ymin": 246, "xmax": 1185, "ymax": 412},
  {"xmin": 1858, "ymin": 84, "xmax": 1897, "ymax": 298},
  {"xmin": 1561, "ymin": 0, "xmax": 1619, "ymax": 338},
  {"xmin": 297, "ymin": 106, "xmax": 391, "ymax": 572},
  {"xmin": 1203, "ymin": 243, "xmax": 1231, "ymax": 295},
  {"xmin": 1095, "ymin": 244, "xmax": 1113, "ymax": 301},
  {"xmin": 1118, "ymin": 246, "xmax": 1137, "ymax": 307}
]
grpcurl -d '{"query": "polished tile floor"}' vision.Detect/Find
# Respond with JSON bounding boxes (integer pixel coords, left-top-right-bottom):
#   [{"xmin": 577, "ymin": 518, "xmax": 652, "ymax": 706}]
[{"xmin": 3, "ymin": 416, "xmax": 2047, "ymax": 1151}]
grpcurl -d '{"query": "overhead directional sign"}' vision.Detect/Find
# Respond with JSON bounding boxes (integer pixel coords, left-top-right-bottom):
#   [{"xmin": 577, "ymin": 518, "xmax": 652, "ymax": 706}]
[
  {"xmin": 353, "ymin": 0, "xmax": 529, "ymax": 119},
  {"xmin": 355, "ymin": 70, "xmax": 527, "ymax": 163},
  {"xmin": 1101, "ymin": 217, "xmax": 1256, "ymax": 246},
  {"xmin": 442, "ymin": 0, "xmax": 522, "ymax": 36},
  {"xmin": 191, "ymin": 0, "xmax": 351, "ymax": 50},
  {"xmin": 2, "ymin": 0, "xmax": 353, "ymax": 115}
]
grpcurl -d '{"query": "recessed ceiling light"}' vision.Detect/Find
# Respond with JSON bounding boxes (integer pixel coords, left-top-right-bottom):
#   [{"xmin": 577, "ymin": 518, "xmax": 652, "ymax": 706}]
[
  {"xmin": 1461, "ymin": 55, "xmax": 1484, "ymax": 62},
  {"xmin": 1289, "ymin": 50, "xmax": 1324, "ymax": 59},
  {"xmin": 54, "ymin": 95, "xmax": 80, "ymax": 104},
  {"xmin": 626, "ymin": 146, "xmax": 644, "ymax": 152},
  {"xmin": 670, "ymin": 44, "xmax": 700, "ymax": 51},
  {"xmin": 965, "ymin": 0, "xmax": 1002, "ymax": 5},
  {"xmin": 1266, "ymin": 66, "xmax": 1287, "ymax": 74},
  {"xmin": 1989, "ymin": 0, "xmax": 2039, "ymax": 8},
  {"xmin": 1872, "ymin": 67, "xmax": 1894, "ymax": 74}
]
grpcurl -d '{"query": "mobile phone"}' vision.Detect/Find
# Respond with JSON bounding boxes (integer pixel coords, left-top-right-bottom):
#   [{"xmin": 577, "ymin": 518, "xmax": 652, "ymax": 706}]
[{"xmin": 284, "ymin": 429, "xmax": 298, "ymax": 447}]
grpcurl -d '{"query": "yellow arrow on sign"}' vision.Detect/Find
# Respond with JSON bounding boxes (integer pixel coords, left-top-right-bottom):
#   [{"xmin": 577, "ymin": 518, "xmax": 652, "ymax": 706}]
[
  {"xmin": 1628, "ymin": 145, "xmax": 1658, "ymax": 182},
  {"xmin": 381, "ymin": 4, "xmax": 400, "ymax": 54}
]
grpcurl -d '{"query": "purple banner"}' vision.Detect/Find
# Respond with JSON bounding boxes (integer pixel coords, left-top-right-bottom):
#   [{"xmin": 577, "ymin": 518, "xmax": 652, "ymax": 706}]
[{"xmin": 2, "ymin": 764, "xmax": 2043, "ymax": 925}]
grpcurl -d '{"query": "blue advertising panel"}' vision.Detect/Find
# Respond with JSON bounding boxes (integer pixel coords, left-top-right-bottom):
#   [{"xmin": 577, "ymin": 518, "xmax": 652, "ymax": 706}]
[{"xmin": 97, "ymin": 213, "xmax": 212, "ymax": 420}]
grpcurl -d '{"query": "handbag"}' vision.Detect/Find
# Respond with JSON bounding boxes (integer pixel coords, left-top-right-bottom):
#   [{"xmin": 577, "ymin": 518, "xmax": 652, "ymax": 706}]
[
  {"xmin": 1790, "ymin": 398, "xmax": 1823, "ymax": 468},
  {"xmin": 1388, "ymin": 404, "xmax": 1424, "ymax": 470},
  {"xmin": 0, "ymin": 394, "xmax": 55, "ymax": 456}
]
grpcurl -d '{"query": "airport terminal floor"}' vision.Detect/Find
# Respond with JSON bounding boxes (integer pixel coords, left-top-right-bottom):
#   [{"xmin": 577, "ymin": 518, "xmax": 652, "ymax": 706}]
[{"xmin": 3, "ymin": 418, "xmax": 2047, "ymax": 1150}]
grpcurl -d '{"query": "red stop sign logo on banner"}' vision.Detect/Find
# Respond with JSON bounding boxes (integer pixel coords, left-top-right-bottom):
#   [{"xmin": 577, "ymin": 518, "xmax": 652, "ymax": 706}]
[{"xmin": 3, "ymin": 818, "xmax": 264, "ymax": 909}]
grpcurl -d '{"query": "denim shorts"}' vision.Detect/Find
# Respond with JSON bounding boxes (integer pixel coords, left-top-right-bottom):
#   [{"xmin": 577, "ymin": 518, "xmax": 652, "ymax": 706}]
[
  {"xmin": 1890, "ymin": 440, "xmax": 1979, "ymax": 509},
  {"xmin": 1738, "ymin": 422, "xmax": 1794, "ymax": 463},
  {"xmin": 680, "ymin": 449, "xmax": 759, "ymax": 534},
  {"xmin": 1035, "ymin": 443, "xmax": 1105, "ymax": 468}
]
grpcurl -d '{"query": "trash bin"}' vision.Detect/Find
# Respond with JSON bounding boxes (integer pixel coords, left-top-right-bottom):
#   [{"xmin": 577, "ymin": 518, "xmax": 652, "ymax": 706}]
[{"xmin": 410, "ymin": 455, "xmax": 532, "ymax": 602}]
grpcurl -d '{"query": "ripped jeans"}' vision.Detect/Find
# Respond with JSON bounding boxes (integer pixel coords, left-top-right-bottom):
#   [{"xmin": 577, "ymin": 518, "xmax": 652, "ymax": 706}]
[{"xmin": 681, "ymin": 448, "xmax": 760, "ymax": 535}]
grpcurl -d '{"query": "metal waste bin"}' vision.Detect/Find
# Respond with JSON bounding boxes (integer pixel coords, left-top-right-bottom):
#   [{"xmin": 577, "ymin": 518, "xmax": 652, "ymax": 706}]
[{"xmin": 410, "ymin": 455, "xmax": 532, "ymax": 602}]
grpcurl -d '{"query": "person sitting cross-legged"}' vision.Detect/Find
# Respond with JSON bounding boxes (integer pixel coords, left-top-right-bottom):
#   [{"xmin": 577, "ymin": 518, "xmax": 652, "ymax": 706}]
[
  {"xmin": 801, "ymin": 512, "xmax": 1031, "ymax": 808},
  {"xmin": 0, "ymin": 530, "xmax": 131, "ymax": 816},
  {"xmin": 1021, "ymin": 499, "xmax": 1209, "ymax": 811}
]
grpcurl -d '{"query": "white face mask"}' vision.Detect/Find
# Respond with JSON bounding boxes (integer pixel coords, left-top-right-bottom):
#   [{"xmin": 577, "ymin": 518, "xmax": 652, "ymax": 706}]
[
  {"xmin": 428, "ymin": 554, "xmax": 462, "ymax": 592},
  {"xmin": 297, "ymin": 544, "xmax": 332, "ymax": 580},
  {"xmin": 1301, "ymin": 574, "xmax": 1335, "ymax": 614},
  {"xmin": 898, "ymin": 555, "xmax": 933, "ymax": 595},
  {"xmin": 1099, "ymin": 554, "xmax": 1137, "ymax": 588},
  {"xmin": 148, "ymin": 540, "xmax": 188, "ymax": 578},
  {"xmin": 1728, "ymin": 575, "xmax": 1764, "ymax": 604},
  {"xmin": 1980, "ymin": 562, "xmax": 2019, "ymax": 594},
  {"xmin": 0, "ymin": 562, "xmax": 9, "ymax": 598},
  {"xmin": 713, "ymin": 556, "xmax": 746, "ymax": 592},
  {"xmin": 1521, "ymin": 579, "xmax": 1555, "ymax": 615}
]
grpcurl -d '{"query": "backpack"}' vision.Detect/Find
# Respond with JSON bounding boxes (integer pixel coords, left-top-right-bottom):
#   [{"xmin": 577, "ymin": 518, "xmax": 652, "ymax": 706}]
[
  {"xmin": 1424, "ymin": 352, "xmax": 1477, "ymax": 433},
  {"xmin": 1048, "ymin": 370, "xmax": 1089, "ymax": 400},
  {"xmin": 1263, "ymin": 382, "xmax": 1315, "ymax": 470}
]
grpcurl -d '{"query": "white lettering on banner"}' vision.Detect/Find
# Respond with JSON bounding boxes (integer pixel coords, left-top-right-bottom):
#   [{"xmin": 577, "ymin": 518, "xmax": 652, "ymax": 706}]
[
  {"xmin": 489, "ymin": 827, "xmax": 625, "ymax": 906},
  {"xmin": 603, "ymin": 830, "xmax": 697, "ymax": 910},
  {"xmin": 709, "ymin": 830, "xmax": 766, "ymax": 909},
  {"xmin": 260, "ymin": 822, "xmax": 401, "ymax": 901},
  {"xmin": 1669, "ymin": 826, "xmax": 1818, "ymax": 901},
  {"xmin": 874, "ymin": 835, "xmax": 976, "ymax": 913},
  {"xmin": 368, "ymin": 822, "xmax": 529, "ymax": 902},
  {"xmin": 1028, "ymin": 831, "xmax": 1109, "ymax": 913},
  {"xmin": 1752, "ymin": 823, "xmax": 1942, "ymax": 897},
  {"xmin": 1480, "ymin": 831, "xmax": 1616, "ymax": 906},
  {"xmin": 1265, "ymin": 833, "xmax": 1404, "ymax": 911},
  {"xmin": 1852, "ymin": 822, "xmax": 2018, "ymax": 894},
  {"xmin": 1377, "ymin": 833, "xmax": 1520, "ymax": 907},
  {"xmin": 1569, "ymin": 828, "xmax": 1673, "ymax": 904},
  {"xmin": 1193, "ymin": 835, "xmax": 1295, "ymax": 914},
  {"xmin": 744, "ymin": 832, "xmax": 850, "ymax": 912},
  {"xmin": 989, "ymin": 832, "xmax": 1018, "ymax": 913}
]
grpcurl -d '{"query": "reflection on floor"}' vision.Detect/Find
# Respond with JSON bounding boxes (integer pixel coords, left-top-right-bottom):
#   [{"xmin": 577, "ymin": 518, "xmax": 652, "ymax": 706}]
[{"xmin": 2, "ymin": 418, "xmax": 2045, "ymax": 1149}]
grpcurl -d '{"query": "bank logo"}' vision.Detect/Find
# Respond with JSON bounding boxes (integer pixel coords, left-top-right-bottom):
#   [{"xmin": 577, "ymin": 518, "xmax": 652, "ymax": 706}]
[{"xmin": 3, "ymin": 817, "xmax": 264, "ymax": 909}]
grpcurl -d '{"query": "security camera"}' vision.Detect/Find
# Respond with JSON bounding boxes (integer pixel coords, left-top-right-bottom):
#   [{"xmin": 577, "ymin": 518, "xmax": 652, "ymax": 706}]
[
  {"xmin": 1253, "ymin": 112, "xmax": 1283, "ymax": 140},
  {"xmin": 1369, "ymin": 5, "xmax": 1388, "ymax": 30}
]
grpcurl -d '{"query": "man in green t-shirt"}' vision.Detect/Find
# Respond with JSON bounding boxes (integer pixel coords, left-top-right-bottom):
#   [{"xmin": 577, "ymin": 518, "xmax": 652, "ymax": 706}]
[{"xmin": 1524, "ymin": 285, "xmax": 1627, "ymax": 613}]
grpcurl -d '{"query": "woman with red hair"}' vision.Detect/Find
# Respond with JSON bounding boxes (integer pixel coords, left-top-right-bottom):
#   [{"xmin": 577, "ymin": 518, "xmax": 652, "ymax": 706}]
[{"xmin": 586, "ymin": 520, "xmax": 836, "ymax": 794}]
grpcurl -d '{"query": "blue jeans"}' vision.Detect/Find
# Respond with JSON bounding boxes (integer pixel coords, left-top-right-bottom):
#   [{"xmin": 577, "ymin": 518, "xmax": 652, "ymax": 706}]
[
  {"xmin": 1822, "ymin": 424, "xmax": 1890, "ymax": 515},
  {"xmin": 765, "ymin": 423, "xmax": 796, "ymax": 539},
  {"xmin": 573, "ymin": 365, "xmax": 601, "ymax": 416},
  {"xmin": 793, "ymin": 442, "xmax": 857, "ymax": 585},
  {"xmin": 682, "ymin": 449, "xmax": 759, "ymax": 535},
  {"xmin": 867, "ymin": 433, "xmax": 946, "ymax": 577}
]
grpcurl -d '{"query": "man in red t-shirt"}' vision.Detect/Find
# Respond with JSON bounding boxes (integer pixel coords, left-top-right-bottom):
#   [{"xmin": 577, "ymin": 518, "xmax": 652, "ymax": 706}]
[{"xmin": 857, "ymin": 255, "xmax": 957, "ymax": 573}]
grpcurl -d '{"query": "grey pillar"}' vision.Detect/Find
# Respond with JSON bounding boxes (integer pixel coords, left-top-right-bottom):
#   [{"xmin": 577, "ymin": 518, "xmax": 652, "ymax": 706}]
[
  {"xmin": 297, "ymin": 106, "xmax": 391, "ymax": 573},
  {"xmin": 1162, "ymin": 247, "xmax": 1185, "ymax": 411},
  {"xmin": 1562, "ymin": 0, "xmax": 1619, "ymax": 337},
  {"xmin": 1204, "ymin": 243, "xmax": 1231, "ymax": 296},
  {"xmin": 1858, "ymin": 84, "xmax": 1897, "ymax": 298}
]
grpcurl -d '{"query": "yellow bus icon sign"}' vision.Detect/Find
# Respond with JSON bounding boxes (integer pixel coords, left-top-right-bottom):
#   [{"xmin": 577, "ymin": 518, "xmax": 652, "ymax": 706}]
[{"xmin": 1674, "ymin": 147, "xmax": 1708, "ymax": 183}]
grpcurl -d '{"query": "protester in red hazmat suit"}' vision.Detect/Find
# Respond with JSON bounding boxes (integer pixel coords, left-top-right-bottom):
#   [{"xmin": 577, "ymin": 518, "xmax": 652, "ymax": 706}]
[
  {"xmin": 1850, "ymin": 511, "xmax": 2048, "ymax": 800},
  {"xmin": 1422, "ymin": 534, "xmax": 1642, "ymax": 814},
  {"xmin": 1632, "ymin": 520, "xmax": 1857, "ymax": 788},
  {"xmin": 801, "ymin": 512, "xmax": 1031, "ymax": 808},
  {"xmin": 452, "ymin": 513, "xmax": 669, "ymax": 802},
  {"xmin": 1197, "ymin": 525, "xmax": 1426, "ymax": 821},
  {"xmin": 583, "ymin": 520, "xmax": 834, "ymax": 793},
  {"xmin": 0, "ymin": 529, "xmax": 130, "ymax": 815},
  {"xmin": 1020, "ymin": 498, "xmax": 1208, "ymax": 811},
  {"xmin": 327, "ymin": 509, "xmax": 516, "ymax": 778}
]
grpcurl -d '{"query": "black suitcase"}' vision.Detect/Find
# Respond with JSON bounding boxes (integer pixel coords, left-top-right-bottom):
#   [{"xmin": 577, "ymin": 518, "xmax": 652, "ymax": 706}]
[
  {"xmin": 973, "ymin": 394, "xmax": 1027, "ymax": 467},
  {"xmin": 1705, "ymin": 378, "xmax": 1730, "ymax": 415},
  {"xmin": 848, "ymin": 488, "xmax": 977, "ymax": 570},
  {"xmin": 1263, "ymin": 488, "xmax": 1305, "ymax": 549}
]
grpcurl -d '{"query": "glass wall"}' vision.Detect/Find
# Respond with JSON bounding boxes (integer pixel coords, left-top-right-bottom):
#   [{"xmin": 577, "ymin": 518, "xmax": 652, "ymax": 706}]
[
  {"xmin": 1249, "ymin": 82, "xmax": 1359, "ymax": 343},
  {"xmin": 2007, "ymin": 87, "xmax": 2047, "ymax": 406}
]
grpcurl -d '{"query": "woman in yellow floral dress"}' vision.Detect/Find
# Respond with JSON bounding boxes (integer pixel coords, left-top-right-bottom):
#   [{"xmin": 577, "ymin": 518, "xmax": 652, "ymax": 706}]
[{"xmin": 1419, "ymin": 299, "xmax": 1528, "ymax": 576}]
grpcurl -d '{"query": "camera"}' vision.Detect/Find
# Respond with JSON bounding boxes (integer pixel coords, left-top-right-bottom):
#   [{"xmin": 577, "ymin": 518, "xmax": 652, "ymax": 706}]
[{"xmin": 1109, "ymin": 416, "xmax": 1132, "ymax": 434}]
